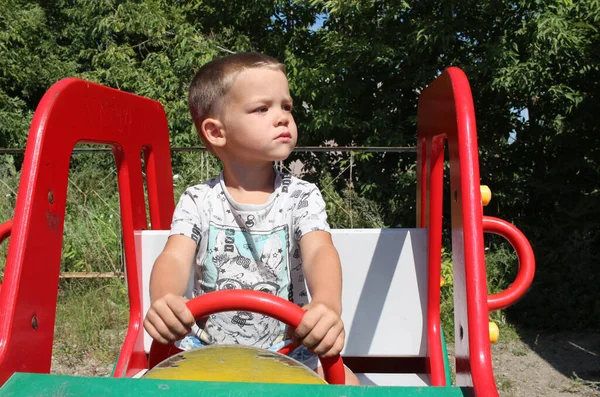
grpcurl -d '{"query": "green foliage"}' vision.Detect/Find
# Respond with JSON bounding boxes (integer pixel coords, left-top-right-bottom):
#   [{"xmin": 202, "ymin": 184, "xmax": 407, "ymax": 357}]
[
  {"xmin": 62, "ymin": 153, "xmax": 122, "ymax": 273},
  {"xmin": 440, "ymin": 248, "xmax": 455, "ymax": 339},
  {"xmin": 171, "ymin": 151, "xmax": 222, "ymax": 199},
  {"xmin": 0, "ymin": 166, "xmax": 18, "ymax": 275},
  {"xmin": 0, "ymin": 150, "xmax": 223, "ymax": 276},
  {"xmin": 317, "ymin": 171, "xmax": 387, "ymax": 229},
  {"xmin": 300, "ymin": 0, "xmax": 600, "ymax": 331},
  {"xmin": 1, "ymin": 0, "xmax": 599, "ymax": 333},
  {"xmin": 0, "ymin": 0, "xmax": 75, "ymax": 147},
  {"xmin": 440, "ymin": 244, "xmax": 520, "ymax": 341}
]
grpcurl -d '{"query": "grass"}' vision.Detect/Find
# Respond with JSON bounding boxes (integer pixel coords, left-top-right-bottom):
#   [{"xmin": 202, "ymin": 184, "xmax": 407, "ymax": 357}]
[
  {"xmin": 510, "ymin": 343, "xmax": 528, "ymax": 357},
  {"xmin": 53, "ymin": 278, "xmax": 129, "ymax": 366},
  {"xmin": 568, "ymin": 373, "xmax": 600, "ymax": 393},
  {"xmin": 496, "ymin": 374, "xmax": 516, "ymax": 394}
]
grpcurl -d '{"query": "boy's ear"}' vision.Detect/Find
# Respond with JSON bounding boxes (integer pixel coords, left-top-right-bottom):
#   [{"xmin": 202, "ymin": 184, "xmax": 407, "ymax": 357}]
[{"xmin": 201, "ymin": 118, "xmax": 226, "ymax": 148}]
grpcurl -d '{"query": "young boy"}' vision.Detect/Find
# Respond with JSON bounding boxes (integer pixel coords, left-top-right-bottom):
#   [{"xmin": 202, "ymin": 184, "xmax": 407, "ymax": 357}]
[{"xmin": 143, "ymin": 52, "xmax": 359, "ymax": 385}]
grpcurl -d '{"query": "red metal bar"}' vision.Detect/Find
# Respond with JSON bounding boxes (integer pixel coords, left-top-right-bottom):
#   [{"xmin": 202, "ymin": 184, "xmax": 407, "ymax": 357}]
[
  {"xmin": 148, "ymin": 290, "xmax": 346, "ymax": 385},
  {"xmin": 483, "ymin": 216, "xmax": 535, "ymax": 311},
  {"xmin": 0, "ymin": 221, "xmax": 11, "ymax": 294},
  {"xmin": 417, "ymin": 135, "xmax": 446, "ymax": 386},
  {"xmin": 0, "ymin": 221, "xmax": 12, "ymax": 244},
  {"xmin": 0, "ymin": 79, "xmax": 175, "ymax": 385},
  {"xmin": 417, "ymin": 140, "xmax": 428, "ymax": 229},
  {"xmin": 418, "ymin": 67, "xmax": 499, "ymax": 396}
]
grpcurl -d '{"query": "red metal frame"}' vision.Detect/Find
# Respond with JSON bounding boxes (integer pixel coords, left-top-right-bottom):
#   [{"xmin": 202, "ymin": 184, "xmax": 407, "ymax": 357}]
[
  {"xmin": 148, "ymin": 290, "xmax": 346, "ymax": 385},
  {"xmin": 0, "ymin": 221, "xmax": 11, "ymax": 244},
  {"xmin": 417, "ymin": 126, "xmax": 446, "ymax": 386},
  {"xmin": 0, "ymin": 78, "xmax": 175, "ymax": 384},
  {"xmin": 0, "ymin": 71, "xmax": 535, "ymax": 393},
  {"xmin": 417, "ymin": 67, "xmax": 498, "ymax": 395},
  {"xmin": 483, "ymin": 216, "xmax": 535, "ymax": 311}
]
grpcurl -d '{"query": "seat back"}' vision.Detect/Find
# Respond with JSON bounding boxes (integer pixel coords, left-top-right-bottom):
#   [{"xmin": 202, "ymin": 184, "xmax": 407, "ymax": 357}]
[
  {"xmin": 0, "ymin": 78, "xmax": 175, "ymax": 384},
  {"xmin": 138, "ymin": 228, "xmax": 433, "ymax": 386}
]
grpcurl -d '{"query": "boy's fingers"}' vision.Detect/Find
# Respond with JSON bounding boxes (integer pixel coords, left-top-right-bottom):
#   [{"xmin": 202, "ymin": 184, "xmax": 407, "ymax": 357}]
[
  {"xmin": 144, "ymin": 310, "xmax": 180, "ymax": 343},
  {"xmin": 294, "ymin": 304, "xmax": 326, "ymax": 339},
  {"xmin": 313, "ymin": 328, "xmax": 345, "ymax": 357},
  {"xmin": 300, "ymin": 315, "xmax": 336, "ymax": 349},
  {"xmin": 165, "ymin": 296, "xmax": 195, "ymax": 327},
  {"xmin": 143, "ymin": 317, "xmax": 170, "ymax": 345},
  {"xmin": 294, "ymin": 314, "xmax": 317, "ymax": 340},
  {"xmin": 311, "ymin": 329, "xmax": 336, "ymax": 355},
  {"xmin": 308, "ymin": 318, "xmax": 343, "ymax": 353},
  {"xmin": 147, "ymin": 302, "xmax": 189, "ymax": 339},
  {"xmin": 321, "ymin": 337, "xmax": 344, "ymax": 358}
]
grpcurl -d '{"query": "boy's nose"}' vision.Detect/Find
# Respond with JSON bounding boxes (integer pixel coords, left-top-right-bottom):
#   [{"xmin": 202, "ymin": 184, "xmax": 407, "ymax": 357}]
[{"xmin": 276, "ymin": 111, "xmax": 290, "ymax": 126}]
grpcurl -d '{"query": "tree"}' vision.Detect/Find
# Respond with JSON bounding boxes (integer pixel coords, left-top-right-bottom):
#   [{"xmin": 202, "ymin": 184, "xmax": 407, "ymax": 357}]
[
  {"xmin": 1, "ymin": 0, "xmax": 599, "ymax": 330},
  {"xmin": 0, "ymin": 0, "xmax": 76, "ymax": 148},
  {"xmin": 283, "ymin": 0, "xmax": 600, "ymax": 329}
]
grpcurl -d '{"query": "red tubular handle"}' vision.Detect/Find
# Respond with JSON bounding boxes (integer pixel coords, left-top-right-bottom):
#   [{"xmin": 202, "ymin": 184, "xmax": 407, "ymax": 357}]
[
  {"xmin": 0, "ymin": 220, "xmax": 12, "ymax": 244},
  {"xmin": 148, "ymin": 290, "xmax": 345, "ymax": 385},
  {"xmin": 483, "ymin": 216, "xmax": 535, "ymax": 311},
  {"xmin": 0, "ymin": 220, "xmax": 10, "ymax": 292}
]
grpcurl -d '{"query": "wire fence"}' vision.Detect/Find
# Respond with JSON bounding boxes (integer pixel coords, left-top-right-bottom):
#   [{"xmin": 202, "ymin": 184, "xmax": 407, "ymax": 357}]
[
  {"xmin": 0, "ymin": 146, "xmax": 417, "ymax": 279},
  {"xmin": 0, "ymin": 146, "xmax": 416, "ymax": 154}
]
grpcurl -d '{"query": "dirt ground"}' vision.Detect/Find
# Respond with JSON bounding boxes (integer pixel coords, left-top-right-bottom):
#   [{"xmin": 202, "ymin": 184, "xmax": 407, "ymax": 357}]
[
  {"xmin": 51, "ymin": 332, "xmax": 600, "ymax": 396},
  {"xmin": 489, "ymin": 332, "xmax": 600, "ymax": 396}
]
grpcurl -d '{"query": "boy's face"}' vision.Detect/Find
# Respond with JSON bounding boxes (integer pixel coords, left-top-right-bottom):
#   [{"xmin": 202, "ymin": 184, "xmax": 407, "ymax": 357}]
[{"xmin": 218, "ymin": 68, "xmax": 297, "ymax": 163}]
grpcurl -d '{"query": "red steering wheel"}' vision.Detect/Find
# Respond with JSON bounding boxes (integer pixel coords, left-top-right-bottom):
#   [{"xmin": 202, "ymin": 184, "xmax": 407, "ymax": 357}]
[{"xmin": 148, "ymin": 290, "xmax": 346, "ymax": 385}]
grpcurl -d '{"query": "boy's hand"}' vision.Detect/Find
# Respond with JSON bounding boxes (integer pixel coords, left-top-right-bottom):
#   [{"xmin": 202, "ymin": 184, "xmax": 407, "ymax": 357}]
[
  {"xmin": 144, "ymin": 293, "xmax": 195, "ymax": 344},
  {"xmin": 294, "ymin": 301, "xmax": 345, "ymax": 357}
]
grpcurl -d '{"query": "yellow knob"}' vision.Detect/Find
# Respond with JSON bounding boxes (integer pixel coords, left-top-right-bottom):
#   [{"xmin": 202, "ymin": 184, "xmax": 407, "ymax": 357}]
[
  {"xmin": 480, "ymin": 185, "xmax": 492, "ymax": 206},
  {"xmin": 440, "ymin": 277, "xmax": 445, "ymax": 287},
  {"xmin": 489, "ymin": 322, "xmax": 499, "ymax": 344}
]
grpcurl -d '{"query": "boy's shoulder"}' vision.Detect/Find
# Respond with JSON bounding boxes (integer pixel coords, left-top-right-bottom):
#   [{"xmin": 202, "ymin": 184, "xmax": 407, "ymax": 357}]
[
  {"xmin": 185, "ymin": 175, "xmax": 220, "ymax": 191},
  {"xmin": 180, "ymin": 175, "xmax": 222, "ymax": 200},
  {"xmin": 278, "ymin": 171, "xmax": 320, "ymax": 193},
  {"xmin": 276, "ymin": 172, "xmax": 326, "ymax": 208}
]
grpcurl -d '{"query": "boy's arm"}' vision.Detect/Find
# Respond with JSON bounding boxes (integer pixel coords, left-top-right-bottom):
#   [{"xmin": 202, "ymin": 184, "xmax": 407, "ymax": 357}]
[
  {"xmin": 294, "ymin": 230, "xmax": 345, "ymax": 357},
  {"xmin": 149, "ymin": 235, "xmax": 197, "ymax": 300},
  {"xmin": 144, "ymin": 234, "xmax": 197, "ymax": 344},
  {"xmin": 299, "ymin": 231, "xmax": 342, "ymax": 314}
]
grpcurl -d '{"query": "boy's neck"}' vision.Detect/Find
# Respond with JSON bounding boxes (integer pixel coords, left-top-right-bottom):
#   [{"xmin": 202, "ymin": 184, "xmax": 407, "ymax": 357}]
[{"xmin": 222, "ymin": 161, "xmax": 277, "ymax": 204}]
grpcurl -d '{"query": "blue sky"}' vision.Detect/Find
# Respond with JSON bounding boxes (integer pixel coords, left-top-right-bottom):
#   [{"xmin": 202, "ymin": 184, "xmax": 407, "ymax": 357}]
[{"xmin": 311, "ymin": 13, "xmax": 327, "ymax": 30}]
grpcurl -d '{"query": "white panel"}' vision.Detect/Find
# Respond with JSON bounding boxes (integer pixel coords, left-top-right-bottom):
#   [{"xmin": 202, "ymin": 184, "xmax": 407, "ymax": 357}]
[
  {"xmin": 334, "ymin": 229, "xmax": 428, "ymax": 357},
  {"xmin": 138, "ymin": 229, "xmax": 428, "ymax": 358},
  {"xmin": 138, "ymin": 230, "xmax": 192, "ymax": 352}
]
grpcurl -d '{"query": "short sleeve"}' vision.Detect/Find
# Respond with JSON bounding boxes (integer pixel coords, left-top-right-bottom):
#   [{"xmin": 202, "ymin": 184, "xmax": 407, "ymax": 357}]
[
  {"xmin": 169, "ymin": 188, "xmax": 203, "ymax": 244},
  {"xmin": 293, "ymin": 185, "xmax": 330, "ymax": 241}
]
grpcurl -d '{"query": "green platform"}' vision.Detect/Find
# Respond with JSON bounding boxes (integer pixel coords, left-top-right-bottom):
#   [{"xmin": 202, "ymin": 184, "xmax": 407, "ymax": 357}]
[{"xmin": 0, "ymin": 373, "xmax": 470, "ymax": 396}]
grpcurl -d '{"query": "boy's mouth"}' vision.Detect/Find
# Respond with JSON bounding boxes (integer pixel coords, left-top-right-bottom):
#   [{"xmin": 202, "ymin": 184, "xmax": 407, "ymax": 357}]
[{"xmin": 275, "ymin": 132, "xmax": 292, "ymax": 141}]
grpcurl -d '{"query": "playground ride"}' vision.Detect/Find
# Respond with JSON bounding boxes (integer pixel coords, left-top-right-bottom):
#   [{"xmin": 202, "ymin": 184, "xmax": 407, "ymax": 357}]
[
  {"xmin": 0, "ymin": 67, "xmax": 535, "ymax": 396},
  {"xmin": 145, "ymin": 290, "xmax": 345, "ymax": 385}
]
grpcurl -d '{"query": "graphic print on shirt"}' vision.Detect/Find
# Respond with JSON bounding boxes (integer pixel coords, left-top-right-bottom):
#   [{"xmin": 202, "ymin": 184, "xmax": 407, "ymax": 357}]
[{"xmin": 201, "ymin": 222, "xmax": 290, "ymax": 348}]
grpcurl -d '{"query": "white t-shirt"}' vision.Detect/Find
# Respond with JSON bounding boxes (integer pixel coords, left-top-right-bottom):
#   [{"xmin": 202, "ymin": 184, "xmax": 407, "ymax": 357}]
[{"xmin": 170, "ymin": 170, "xmax": 330, "ymax": 349}]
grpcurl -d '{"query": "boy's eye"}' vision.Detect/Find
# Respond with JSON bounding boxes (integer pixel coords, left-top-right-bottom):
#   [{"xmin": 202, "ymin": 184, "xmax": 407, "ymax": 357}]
[
  {"xmin": 255, "ymin": 106, "xmax": 268, "ymax": 113},
  {"xmin": 283, "ymin": 104, "xmax": 293, "ymax": 112}
]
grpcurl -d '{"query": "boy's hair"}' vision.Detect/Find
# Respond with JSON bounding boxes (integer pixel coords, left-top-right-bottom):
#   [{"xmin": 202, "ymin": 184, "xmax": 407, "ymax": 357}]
[{"xmin": 189, "ymin": 52, "xmax": 286, "ymax": 151}]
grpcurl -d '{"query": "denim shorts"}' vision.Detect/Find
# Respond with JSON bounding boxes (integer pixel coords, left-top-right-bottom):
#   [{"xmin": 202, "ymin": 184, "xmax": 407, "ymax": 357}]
[{"xmin": 176, "ymin": 335, "xmax": 320, "ymax": 370}]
